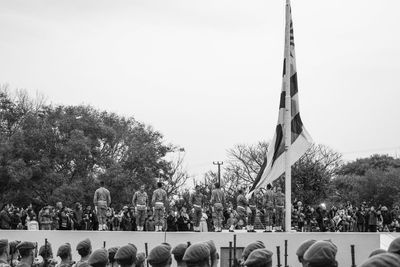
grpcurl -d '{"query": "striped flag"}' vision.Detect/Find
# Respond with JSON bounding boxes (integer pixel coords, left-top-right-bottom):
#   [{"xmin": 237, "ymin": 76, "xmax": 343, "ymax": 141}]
[{"xmin": 248, "ymin": 4, "xmax": 312, "ymax": 196}]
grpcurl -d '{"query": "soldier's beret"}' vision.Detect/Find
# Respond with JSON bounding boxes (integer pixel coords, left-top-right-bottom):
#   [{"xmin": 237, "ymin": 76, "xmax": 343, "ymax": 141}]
[
  {"xmin": 303, "ymin": 240, "xmax": 337, "ymax": 265},
  {"xmin": 242, "ymin": 241, "xmax": 265, "ymax": 260},
  {"xmin": 171, "ymin": 243, "xmax": 188, "ymax": 258},
  {"xmin": 244, "ymin": 248, "xmax": 273, "ymax": 267},
  {"xmin": 57, "ymin": 243, "xmax": 71, "ymax": 257},
  {"xmin": 183, "ymin": 242, "xmax": 210, "ymax": 263},
  {"xmin": 296, "ymin": 239, "xmax": 317, "ymax": 258},
  {"xmin": 0, "ymin": 239, "xmax": 8, "ymax": 251},
  {"xmin": 77, "ymin": 239, "xmax": 91, "ymax": 251},
  {"xmin": 359, "ymin": 252, "xmax": 400, "ymax": 267},
  {"xmin": 388, "ymin": 236, "xmax": 400, "ymax": 255},
  {"xmin": 9, "ymin": 241, "xmax": 21, "ymax": 255},
  {"xmin": 17, "ymin": 241, "xmax": 36, "ymax": 252},
  {"xmin": 148, "ymin": 244, "xmax": 172, "ymax": 265},
  {"xmin": 88, "ymin": 248, "xmax": 109, "ymax": 267},
  {"xmin": 369, "ymin": 248, "xmax": 387, "ymax": 258},
  {"xmin": 115, "ymin": 245, "xmax": 137, "ymax": 262},
  {"xmin": 136, "ymin": 252, "xmax": 146, "ymax": 264}
]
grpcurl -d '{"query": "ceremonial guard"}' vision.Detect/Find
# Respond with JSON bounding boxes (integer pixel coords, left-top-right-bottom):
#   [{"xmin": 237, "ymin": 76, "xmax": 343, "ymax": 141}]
[
  {"xmin": 236, "ymin": 187, "xmax": 248, "ymax": 230},
  {"xmin": 247, "ymin": 190, "xmax": 257, "ymax": 232},
  {"xmin": 190, "ymin": 185, "xmax": 205, "ymax": 232},
  {"xmin": 275, "ymin": 187, "xmax": 285, "ymax": 232},
  {"xmin": 152, "ymin": 181, "xmax": 168, "ymax": 232},
  {"xmin": 263, "ymin": 184, "xmax": 276, "ymax": 232},
  {"xmin": 210, "ymin": 182, "xmax": 225, "ymax": 232},
  {"xmin": 93, "ymin": 181, "xmax": 111, "ymax": 231},
  {"xmin": 132, "ymin": 185, "xmax": 148, "ymax": 231}
]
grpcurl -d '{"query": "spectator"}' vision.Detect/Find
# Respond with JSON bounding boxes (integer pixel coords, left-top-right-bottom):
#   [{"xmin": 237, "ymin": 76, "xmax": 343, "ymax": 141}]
[{"xmin": 0, "ymin": 205, "xmax": 11, "ymax": 230}]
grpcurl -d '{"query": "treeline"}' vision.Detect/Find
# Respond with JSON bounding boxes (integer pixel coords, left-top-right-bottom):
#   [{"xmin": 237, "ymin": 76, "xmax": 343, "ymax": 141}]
[{"xmin": 0, "ymin": 88, "xmax": 178, "ymax": 207}]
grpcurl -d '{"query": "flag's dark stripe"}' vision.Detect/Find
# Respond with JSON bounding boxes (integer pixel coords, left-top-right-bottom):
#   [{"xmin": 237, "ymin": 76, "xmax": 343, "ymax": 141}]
[
  {"xmin": 290, "ymin": 73, "xmax": 298, "ymax": 97},
  {"xmin": 272, "ymin": 125, "xmax": 285, "ymax": 166},
  {"xmin": 282, "ymin": 59, "xmax": 286, "ymax": 77},
  {"xmin": 291, "ymin": 113, "xmax": 304, "ymax": 144},
  {"xmin": 249, "ymin": 157, "xmax": 268, "ymax": 192},
  {"xmin": 279, "ymin": 91, "xmax": 285, "ymax": 109}
]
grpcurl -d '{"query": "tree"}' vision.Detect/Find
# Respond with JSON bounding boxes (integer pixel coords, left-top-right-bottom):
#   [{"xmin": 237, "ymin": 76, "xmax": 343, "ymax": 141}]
[
  {"xmin": 223, "ymin": 142, "xmax": 342, "ymax": 206},
  {"xmin": 0, "ymin": 87, "xmax": 181, "ymax": 208}
]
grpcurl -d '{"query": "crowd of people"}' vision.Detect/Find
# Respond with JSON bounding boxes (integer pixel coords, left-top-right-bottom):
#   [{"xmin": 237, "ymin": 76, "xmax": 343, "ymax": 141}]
[
  {"xmin": 2, "ymin": 234, "xmax": 400, "ymax": 267},
  {"xmin": 1, "ymin": 181, "xmax": 400, "ymax": 233}
]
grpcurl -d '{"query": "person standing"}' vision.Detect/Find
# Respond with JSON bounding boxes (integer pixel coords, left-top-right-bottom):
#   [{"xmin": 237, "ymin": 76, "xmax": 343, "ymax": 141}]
[
  {"xmin": 247, "ymin": 191, "xmax": 257, "ymax": 232},
  {"xmin": 152, "ymin": 181, "xmax": 168, "ymax": 232},
  {"xmin": 368, "ymin": 206, "xmax": 378, "ymax": 232},
  {"xmin": 190, "ymin": 185, "xmax": 205, "ymax": 232},
  {"xmin": 210, "ymin": 183, "xmax": 225, "ymax": 232},
  {"xmin": 275, "ymin": 187, "xmax": 285, "ymax": 232},
  {"xmin": 93, "ymin": 181, "xmax": 111, "ymax": 231},
  {"xmin": 263, "ymin": 184, "xmax": 276, "ymax": 232},
  {"xmin": 132, "ymin": 185, "xmax": 148, "ymax": 231},
  {"xmin": 236, "ymin": 187, "xmax": 248, "ymax": 231}
]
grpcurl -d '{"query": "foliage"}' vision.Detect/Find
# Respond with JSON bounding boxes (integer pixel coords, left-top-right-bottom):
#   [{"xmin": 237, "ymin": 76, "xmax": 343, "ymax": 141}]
[{"xmin": 0, "ymin": 87, "xmax": 187, "ymax": 208}]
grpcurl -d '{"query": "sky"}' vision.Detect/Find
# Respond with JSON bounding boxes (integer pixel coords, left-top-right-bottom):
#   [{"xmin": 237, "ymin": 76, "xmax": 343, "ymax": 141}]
[{"xmin": 1, "ymin": 0, "xmax": 399, "ymax": 178}]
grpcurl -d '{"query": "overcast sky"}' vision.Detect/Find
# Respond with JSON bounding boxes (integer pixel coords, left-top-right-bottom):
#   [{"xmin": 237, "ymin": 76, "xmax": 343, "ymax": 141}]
[{"xmin": 1, "ymin": 0, "xmax": 399, "ymax": 178}]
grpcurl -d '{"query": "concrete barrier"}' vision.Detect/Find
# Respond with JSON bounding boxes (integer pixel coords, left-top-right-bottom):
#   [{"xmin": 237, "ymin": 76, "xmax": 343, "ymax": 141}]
[{"xmin": 0, "ymin": 231, "xmax": 381, "ymax": 266}]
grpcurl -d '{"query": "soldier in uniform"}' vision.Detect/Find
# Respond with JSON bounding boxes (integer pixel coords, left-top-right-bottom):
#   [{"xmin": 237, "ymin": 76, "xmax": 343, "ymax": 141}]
[
  {"xmin": 190, "ymin": 185, "xmax": 205, "ymax": 232},
  {"xmin": 210, "ymin": 183, "xmax": 225, "ymax": 232},
  {"xmin": 147, "ymin": 244, "xmax": 172, "ymax": 267},
  {"xmin": 76, "ymin": 239, "xmax": 92, "ymax": 267},
  {"xmin": 152, "ymin": 182, "xmax": 168, "ymax": 232},
  {"xmin": 16, "ymin": 242, "xmax": 36, "ymax": 267},
  {"xmin": 275, "ymin": 187, "xmax": 285, "ymax": 232},
  {"xmin": 263, "ymin": 184, "xmax": 276, "ymax": 232},
  {"xmin": 247, "ymin": 190, "xmax": 257, "ymax": 232},
  {"xmin": 236, "ymin": 187, "xmax": 248, "ymax": 231},
  {"xmin": 93, "ymin": 181, "xmax": 111, "ymax": 231},
  {"xmin": 132, "ymin": 185, "xmax": 148, "ymax": 231}
]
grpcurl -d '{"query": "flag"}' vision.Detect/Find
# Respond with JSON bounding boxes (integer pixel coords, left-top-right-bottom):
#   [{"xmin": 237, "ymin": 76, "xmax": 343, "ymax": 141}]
[{"xmin": 248, "ymin": 3, "xmax": 312, "ymax": 197}]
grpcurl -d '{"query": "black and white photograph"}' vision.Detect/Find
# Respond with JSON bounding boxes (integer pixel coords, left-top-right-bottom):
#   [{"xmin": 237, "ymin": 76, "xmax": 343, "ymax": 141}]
[{"xmin": 1, "ymin": 0, "xmax": 400, "ymax": 266}]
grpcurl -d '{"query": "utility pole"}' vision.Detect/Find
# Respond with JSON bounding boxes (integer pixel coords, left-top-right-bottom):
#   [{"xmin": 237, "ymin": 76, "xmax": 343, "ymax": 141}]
[{"xmin": 213, "ymin": 161, "xmax": 223, "ymax": 184}]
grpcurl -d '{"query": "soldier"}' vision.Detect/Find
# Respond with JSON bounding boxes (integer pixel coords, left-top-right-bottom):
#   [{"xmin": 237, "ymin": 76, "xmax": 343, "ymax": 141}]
[
  {"xmin": 16, "ymin": 242, "xmax": 36, "ymax": 267},
  {"xmin": 190, "ymin": 185, "xmax": 205, "ymax": 232},
  {"xmin": 275, "ymin": 187, "xmax": 285, "ymax": 232},
  {"xmin": 236, "ymin": 187, "xmax": 248, "ymax": 231},
  {"xmin": 171, "ymin": 244, "xmax": 187, "ymax": 267},
  {"xmin": 76, "ymin": 239, "xmax": 92, "ymax": 267},
  {"xmin": 210, "ymin": 183, "xmax": 225, "ymax": 232},
  {"xmin": 0, "ymin": 239, "xmax": 9, "ymax": 267},
  {"xmin": 296, "ymin": 239, "xmax": 316, "ymax": 267},
  {"xmin": 107, "ymin": 247, "xmax": 119, "ymax": 267},
  {"xmin": 93, "ymin": 181, "xmax": 111, "ymax": 231},
  {"xmin": 302, "ymin": 241, "xmax": 338, "ymax": 267},
  {"xmin": 152, "ymin": 182, "xmax": 168, "ymax": 232},
  {"xmin": 132, "ymin": 185, "xmax": 148, "ymax": 231},
  {"xmin": 247, "ymin": 191, "xmax": 257, "ymax": 232},
  {"xmin": 88, "ymin": 249, "xmax": 108, "ymax": 267},
  {"xmin": 182, "ymin": 242, "xmax": 210, "ymax": 267},
  {"xmin": 114, "ymin": 245, "xmax": 137, "ymax": 267},
  {"xmin": 147, "ymin": 244, "xmax": 172, "ymax": 267},
  {"xmin": 57, "ymin": 243, "xmax": 73, "ymax": 267},
  {"xmin": 263, "ymin": 184, "xmax": 275, "ymax": 232}
]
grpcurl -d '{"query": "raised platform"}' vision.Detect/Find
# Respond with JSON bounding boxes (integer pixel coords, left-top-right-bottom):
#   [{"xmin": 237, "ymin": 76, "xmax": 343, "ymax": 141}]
[{"xmin": 0, "ymin": 230, "xmax": 395, "ymax": 267}]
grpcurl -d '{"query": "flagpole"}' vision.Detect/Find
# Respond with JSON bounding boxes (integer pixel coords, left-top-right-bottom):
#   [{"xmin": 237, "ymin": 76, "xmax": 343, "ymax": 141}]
[{"xmin": 284, "ymin": 0, "xmax": 292, "ymax": 232}]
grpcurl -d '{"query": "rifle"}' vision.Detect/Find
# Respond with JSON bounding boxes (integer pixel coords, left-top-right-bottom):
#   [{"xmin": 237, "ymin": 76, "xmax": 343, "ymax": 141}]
[{"xmin": 43, "ymin": 239, "xmax": 48, "ymax": 267}]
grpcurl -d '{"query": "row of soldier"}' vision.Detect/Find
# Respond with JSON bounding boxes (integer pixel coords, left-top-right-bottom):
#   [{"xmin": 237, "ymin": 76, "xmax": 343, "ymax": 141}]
[
  {"xmin": 94, "ymin": 181, "xmax": 285, "ymax": 233},
  {"xmin": 3, "ymin": 235, "xmax": 400, "ymax": 267}
]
